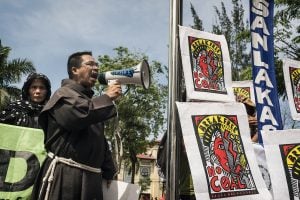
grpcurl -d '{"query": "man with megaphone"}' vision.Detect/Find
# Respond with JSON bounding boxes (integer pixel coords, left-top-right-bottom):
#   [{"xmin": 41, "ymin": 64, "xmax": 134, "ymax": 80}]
[{"xmin": 31, "ymin": 51, "xmax": 121, "ymax": 200}]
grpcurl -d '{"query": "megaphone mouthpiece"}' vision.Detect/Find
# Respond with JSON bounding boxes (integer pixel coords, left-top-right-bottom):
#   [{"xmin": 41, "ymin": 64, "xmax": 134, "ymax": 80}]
[{"xmin": 98, "ymin": 60, "xmax": 151, "ymax": 89}]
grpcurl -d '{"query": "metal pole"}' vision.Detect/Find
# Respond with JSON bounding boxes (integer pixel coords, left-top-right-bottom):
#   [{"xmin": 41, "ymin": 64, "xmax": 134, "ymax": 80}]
[{"xmin": 167, "ymin": 0, "xmax": 182, "ymax": 199}]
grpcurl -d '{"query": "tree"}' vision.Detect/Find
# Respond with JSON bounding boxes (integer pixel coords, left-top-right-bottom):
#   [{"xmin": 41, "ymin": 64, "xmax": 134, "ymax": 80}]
[
  {"xmin": 274, "ymin": 0, "xmax": 300, "ymax": 97},
  {"xmin": 190, "ymin": 3, "xmax": 204, "ymax": 31},
  {"xmin": 212, "ymin": 0, "xmax": 251, "ymax": 81},
  {"xmin": 213, "ymin": 2, "xmax": 233, "ymax": 57},
  {"xmin": 96, "ymin": 47, "xmax": 167, "ymax": 183},
  {"xmin": 275, "ymin": 0, "xmax": 299, "ymax": 60},
  {"xmin": 0, "ymin": 40, "xmax": 35, "ymax": 108},
  {"xmin": 273, "ymin": 0, "xmax": 300, "ymax": 127}
]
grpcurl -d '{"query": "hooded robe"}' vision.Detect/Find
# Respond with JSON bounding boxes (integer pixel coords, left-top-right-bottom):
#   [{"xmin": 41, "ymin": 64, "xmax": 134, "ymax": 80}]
[{"xmin": 31, "ymin": 79, "xmax": 117, "ymax": 200}]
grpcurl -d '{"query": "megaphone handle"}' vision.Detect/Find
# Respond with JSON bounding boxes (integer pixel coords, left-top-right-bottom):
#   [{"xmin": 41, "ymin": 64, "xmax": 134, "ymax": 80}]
[
  {"xmin": 106, "ymin": 80, "xmax": 118, "ymax": 109},
  {"xmin": 107, "ymin": 79, "xmax": 117, "ymax": 85},
  {"xmin": 107, "ymin": 79, "xmax": 128, "ymax": 96}
]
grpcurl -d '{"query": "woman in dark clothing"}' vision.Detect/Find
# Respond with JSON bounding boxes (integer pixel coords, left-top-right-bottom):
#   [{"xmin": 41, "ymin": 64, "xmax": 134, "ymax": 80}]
[{"xmin": 0, "ymin": 73, "xmax": 51, "ymax": 128}]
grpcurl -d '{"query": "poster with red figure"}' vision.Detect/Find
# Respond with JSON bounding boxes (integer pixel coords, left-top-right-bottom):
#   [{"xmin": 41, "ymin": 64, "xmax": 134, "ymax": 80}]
[
  {"xmin": 176, "ymin": 102, "xmax": 272, "ymax": 200},
  {"xmin": 232, "ymin": 81, "xmax": 255, "ymax": 105},
  {"xmin": 280, "ymin": 144, "xmax": 300, "ymax": 200},
  {"xmin": 283, "ymin": 59, "xmax": 300, "ymax": 121},
  {"xmin": 189, "ymin": 37, "xmax": 225, "ymax": 93},
  {"xmin": 192, "ymin": 114, "xmax": 258, "ymax": 198},
  {"xmin": 262, "ymin": 129, "xmax": 300, "ymax": 200},
  {"xmin": 179, "ymin": 26, "xmax": 235, "ymax": 102}
]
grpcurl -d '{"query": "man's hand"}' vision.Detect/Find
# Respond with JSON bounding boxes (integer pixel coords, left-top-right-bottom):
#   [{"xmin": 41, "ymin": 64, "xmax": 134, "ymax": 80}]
[
  {"xmin": 105, "ymin": 80, "xmax": 122, "ymax": 100},
  {"xmin": 248, "ymin": 115, "xmax": 257, "ymax": 126}
]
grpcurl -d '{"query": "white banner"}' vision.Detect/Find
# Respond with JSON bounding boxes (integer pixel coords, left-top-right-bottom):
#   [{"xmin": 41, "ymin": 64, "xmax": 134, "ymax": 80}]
[
  {"xmin": 262, "ymin": 129, "xmax": 300, "ymax": 200},
  {"xmin": 283, "ymin": 59, "xmax": 300, "ymax": 121},
  {"xmin": 176, "ymin": 102, "xmax": 271, "ymax": 200},
  {"xmin": 102, "ymin": 180, "xmax": 140, "ymax": 200},
  {"xmin": 179, "ymin": 26, "xmax": 235, "ymax": 102}
]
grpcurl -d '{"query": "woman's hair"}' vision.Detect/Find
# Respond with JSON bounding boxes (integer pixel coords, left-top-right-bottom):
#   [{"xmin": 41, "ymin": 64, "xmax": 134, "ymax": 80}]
[{"xmin": 21, "ymin": 73, "xmax": 52, "ymax": 103}]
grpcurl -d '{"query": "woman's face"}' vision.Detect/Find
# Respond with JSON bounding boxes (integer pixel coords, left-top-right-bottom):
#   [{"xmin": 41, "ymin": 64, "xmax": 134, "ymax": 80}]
[{"xmin": 29, "ymin": 79, "xmax": 47, "ymax": 103}]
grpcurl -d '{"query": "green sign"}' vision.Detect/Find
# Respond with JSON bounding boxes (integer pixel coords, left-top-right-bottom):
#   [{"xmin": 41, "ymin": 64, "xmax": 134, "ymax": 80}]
[{"xmin": 0, "ymin": 123, "xmax": 46, "ymax": 200}]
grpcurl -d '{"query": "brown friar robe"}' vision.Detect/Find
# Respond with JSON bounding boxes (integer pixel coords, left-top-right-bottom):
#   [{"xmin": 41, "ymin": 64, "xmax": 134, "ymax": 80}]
[{"xmin": 31, "ymin": 79, "xmax": 117, "ymax": 200}]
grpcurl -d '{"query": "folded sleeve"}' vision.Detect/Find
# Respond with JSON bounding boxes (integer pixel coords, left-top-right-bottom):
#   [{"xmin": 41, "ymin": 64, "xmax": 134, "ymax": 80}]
[{"xmin": 53, "ymin": 94, "xmax": 116, "ymax": 132}]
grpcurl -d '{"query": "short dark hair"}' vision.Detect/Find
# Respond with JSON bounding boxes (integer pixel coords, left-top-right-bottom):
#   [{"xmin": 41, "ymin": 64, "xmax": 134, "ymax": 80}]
[{"xmin": 67, "ymin": 51, "xmax": 92, "ymax": 78}]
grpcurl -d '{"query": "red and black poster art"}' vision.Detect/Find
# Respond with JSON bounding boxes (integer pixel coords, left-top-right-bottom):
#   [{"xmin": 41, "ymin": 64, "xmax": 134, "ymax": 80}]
[
  {"xmin": 188, "ymin": 36, "xmax": 226, "ymax": 94},
  {"xmin": 179, "ymin": 26, "xmax": 235, "ymax": 102},
  {"xmin": 262, "ymin": 129, "xmax": 300, "ymax": 199},
  {"xmin": 279, "ymin": 143, "xmax": 300, "ymax": 200},
  {"xmin": 289, "ymin": 67, "xmax": 300, "ymax": 113},
  {"xmin": 232, "ymin": 81, "xmax": 256, "ymax": 105},
  {"xmin": 192, "ymin": 115, "xmax": 258, "ymax": 199},
  {"xmin": 233, "ymin": 87, "xmax": 251, "ymax": 101},
  {"xmin": 176, "ymin": 102, "xmax": 272, "ymax": 199},
  {"xmin": 283, "ymin": 59, "xmax": 300, "ymax": 121}
]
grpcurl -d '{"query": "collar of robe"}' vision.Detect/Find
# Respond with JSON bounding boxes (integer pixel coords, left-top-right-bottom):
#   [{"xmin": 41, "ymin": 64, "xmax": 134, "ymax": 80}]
[{"xmin": 61, "ymin": 79, "xmax": 94, "ymax": 98}]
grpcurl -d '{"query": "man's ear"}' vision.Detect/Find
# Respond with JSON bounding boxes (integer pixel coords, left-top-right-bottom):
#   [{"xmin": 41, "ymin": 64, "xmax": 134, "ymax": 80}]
[{"xmin": 71, "ymin": 66, "xmax": 79, "ymax": 76}]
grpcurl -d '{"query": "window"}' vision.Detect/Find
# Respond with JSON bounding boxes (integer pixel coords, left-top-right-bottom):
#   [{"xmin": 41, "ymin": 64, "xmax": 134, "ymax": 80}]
[{"xmin": 140, "ymin": 166, "xmax": 151, "ymax": 177}]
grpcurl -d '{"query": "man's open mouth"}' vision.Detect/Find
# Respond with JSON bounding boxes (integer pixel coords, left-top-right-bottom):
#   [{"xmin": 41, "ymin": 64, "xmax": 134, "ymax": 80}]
[{"xmin": 91, "ymin": 71, "xmax": 98, "ymax": 79}]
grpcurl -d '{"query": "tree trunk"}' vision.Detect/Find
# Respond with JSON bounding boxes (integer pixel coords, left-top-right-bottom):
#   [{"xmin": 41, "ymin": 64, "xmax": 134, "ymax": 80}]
[{"xmin": 130, "ymin": 159, "xmax": 136, "ymax": 184}]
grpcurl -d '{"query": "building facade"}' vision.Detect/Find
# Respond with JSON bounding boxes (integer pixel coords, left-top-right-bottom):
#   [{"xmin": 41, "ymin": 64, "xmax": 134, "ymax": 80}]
[{"xmin": 117, "ymin": 142, "xmax": 165, "ymax": 200}]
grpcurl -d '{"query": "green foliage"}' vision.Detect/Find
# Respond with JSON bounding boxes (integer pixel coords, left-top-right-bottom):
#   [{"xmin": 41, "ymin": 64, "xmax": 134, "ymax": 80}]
[
  {"xmin": 274, "ymin": 0, "xmax": 300, "ymax": 60},
  {"xmin": 275, "ymin": 0, "xmax": 300, "ymax": 22},
  {"xmin": 0, "ymin": 40, "xmax": 36, "ymax": 108},
  {"xmin": 274, "ymin": 0, "xmax": 300, "ymax": 98},
  {"xmin": 96, "ymin": 47, "xmax": 167, "ymax": 182},
  {"xmin": 213, "ymin": 2, "xmax": 233, "ymax": 52},
  {"xmin": 212, "ymin": 0, "xmax": 251, "ymax": 81},
  {"xmin": 190, "ymin": 3, "xmax": 204, "ymax": 31},
  {"xmin": 138, "ymin": 176, "xmax": 151, "ymax": 193}
]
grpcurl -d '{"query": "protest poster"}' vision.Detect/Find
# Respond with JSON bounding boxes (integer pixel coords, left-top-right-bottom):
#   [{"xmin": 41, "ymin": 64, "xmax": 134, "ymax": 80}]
[
  {"xmin": 262, "ymin": 129, "xmax": 300, "ymax": 200},
  {"xmin": 232, "ymin": 80, "xmax": 255, "ymax": 104},
  {"xmin": 179, "ymin": 25, "xmax": 235, "ymax": 102},
  {"xmin": 176, "ymin": 102, "xmax": 272, "ymax": 200},
  {"xmin": 282, "ymin": 59, "xmax": 300, "ymax": 121}
]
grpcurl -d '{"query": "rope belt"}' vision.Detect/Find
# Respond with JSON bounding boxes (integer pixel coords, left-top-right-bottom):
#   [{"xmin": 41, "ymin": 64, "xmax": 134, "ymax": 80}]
[{"xmin": 38, "ymin": 152, "xmax": 102, "ymax": 200}]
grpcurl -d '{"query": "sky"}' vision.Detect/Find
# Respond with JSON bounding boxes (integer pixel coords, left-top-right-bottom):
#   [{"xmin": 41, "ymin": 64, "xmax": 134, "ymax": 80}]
[{"xmin": 0, "ymin": 0, "xmax": 248, "ymax": 92}]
